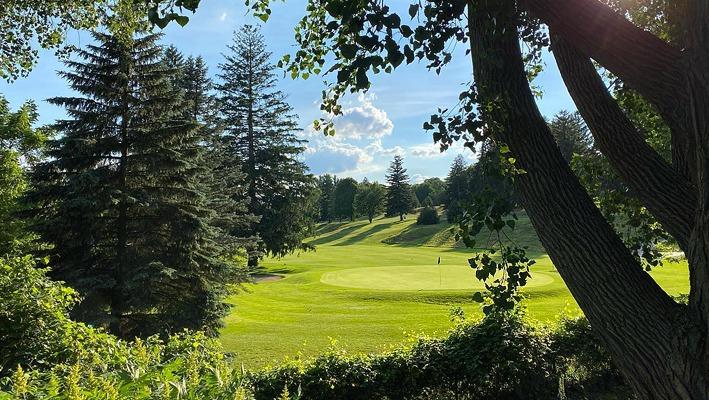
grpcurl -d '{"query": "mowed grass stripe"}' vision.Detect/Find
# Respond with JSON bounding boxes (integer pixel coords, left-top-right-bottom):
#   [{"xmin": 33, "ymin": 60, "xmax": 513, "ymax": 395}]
[{"xmin": 220, "ymin": 213, "xmax": 690, "ymax": 368}]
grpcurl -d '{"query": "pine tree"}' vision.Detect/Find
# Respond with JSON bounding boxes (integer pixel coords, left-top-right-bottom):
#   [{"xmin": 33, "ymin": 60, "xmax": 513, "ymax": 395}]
[
  {"xmin": 444, "ymin": 155, "xmax": 470, "ymax": 223},
  {"xmin": 549, "ymin": 110, "xmax": 593, "ymax": 163},
  {"xmin": 29, "ymin": 31, "xmax": 245, "ymax": 339},
  {"xmin": 317, "ymin": 174, "xmax": 336, "ymax": 222},
  {"xmin": 217, "ymin": 25, "xmax": 316, "ymax": 265},
  {"xmin": 385, "ymin": 155, "xmax": 412, "ymax": 221},
  {"xmin": 173, "ymin": 50, "xmax": 257, "ymax": 260}
]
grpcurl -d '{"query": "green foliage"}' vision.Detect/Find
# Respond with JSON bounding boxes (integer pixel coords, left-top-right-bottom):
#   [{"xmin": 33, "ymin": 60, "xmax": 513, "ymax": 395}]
[
  {"xmin": 331, "ymin": 178, "xmax": 358, "ymax": 221},
  {"xmin": 0, "ymin": 96, "xmax": 48, "ymax": 256},
  {"xmin": 444, "ymin": 155, "xmax": 469, "ymax": 223},
  {"xmin": 217, "ymin": 25, "xmax": 317, "ymax": 262},
  {"xmin": 385, "ymin": 155, "xmax": 413, "ymax": 220},
  {"xmin": 0, "ymin": 255, "xmax": 255, "ymax": 397},
  {"xmin": 354, "ymin": 179, "xmax": 386, "ymax": 223},
  {"xmin": 413, "ymin": 178, "xmax": 445, "ymax": 206},
  {"xmin": 548, "ymin": 110, "xmax": 592, "ymax": 164},
  {"xmin": 248, "ymin": 312, "xmax": 622, "ymax": 400},
  {"xmin": 28, "ymin": 31, "xmax": 246, "ymax": 338},
  {"xmin": 416, "ymin": 207, "xmax": 440, "ymax": 226},
  {"xmin": 316, "ymin": 175, "xmax": 337, "ymax": 222}
]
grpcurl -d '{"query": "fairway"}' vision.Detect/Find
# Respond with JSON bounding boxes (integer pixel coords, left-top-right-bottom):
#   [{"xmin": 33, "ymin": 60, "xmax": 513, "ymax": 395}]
[{"xmin": 221, "ymin": 213, "xmax": 690, "ymax": 368}]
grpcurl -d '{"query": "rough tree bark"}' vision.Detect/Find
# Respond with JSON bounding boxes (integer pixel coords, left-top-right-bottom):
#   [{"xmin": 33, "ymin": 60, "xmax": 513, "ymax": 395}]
[
  {"xmin": 551, "ymin": 35, "xmax": 695, "ymax": 253},
  {"xmin": 519, "ymin": 0, "xmax": 694, "ymax": 180},
  {"xmin": 468, "ymin": 0, "xmax": 709, "ymax": 397}
]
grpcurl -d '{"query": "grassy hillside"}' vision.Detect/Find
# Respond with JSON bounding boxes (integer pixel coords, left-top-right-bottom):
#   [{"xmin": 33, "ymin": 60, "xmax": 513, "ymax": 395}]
[{"xmin": 221, "ymin": 211, "xmax": 689, "ymax": 368}]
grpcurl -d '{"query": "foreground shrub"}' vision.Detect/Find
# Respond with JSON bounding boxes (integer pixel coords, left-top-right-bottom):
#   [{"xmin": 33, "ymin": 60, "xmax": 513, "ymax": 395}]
[
  {"xmin": 0, "ymin": 256, "xmax": 253, "ymax": 399},
  {"xmin": 416, "ymin": 207, "xmax": 440, "ymax": 225},
  {"xmin": 249, "ymin": 313, "xmax": 597, "ymax": 400}
]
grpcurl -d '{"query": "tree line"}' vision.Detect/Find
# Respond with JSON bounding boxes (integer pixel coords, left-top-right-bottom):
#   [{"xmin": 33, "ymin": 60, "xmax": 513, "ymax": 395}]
[{"xmin": 0, "ymin": 25, "xmax": 317, "ymax": 339}]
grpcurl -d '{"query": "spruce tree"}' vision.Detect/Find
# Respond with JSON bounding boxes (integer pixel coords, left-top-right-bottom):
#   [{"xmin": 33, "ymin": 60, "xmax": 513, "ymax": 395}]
[
  {"xmin": 444, "ymin": 155, "xmax": 470, "ymax": 223},
  {"xmin": 217, "ymin": 25, "xmax": 317, "ymax": 265},
  {"xmin": 385, "ymin": 155, "xmax": 412, "ymax": 221},
  {"xmin": 548, "ymin": 110, "xmax": 593, "ymax": 163},
  {"xmin": 29, "ymin": 31, "xmax": 245, "ymax": 339},
  {"xmin": 317, "ymin": 174, "xmax": 336, "ymax": 222},
  {"xmin": 172, "ymin": 49, "xmax": 258, "ymax": 259}
]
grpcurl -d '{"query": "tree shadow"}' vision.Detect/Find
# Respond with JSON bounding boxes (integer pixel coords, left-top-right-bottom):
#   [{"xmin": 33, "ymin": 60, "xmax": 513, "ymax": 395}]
[
  {"xmin": 308, "ymin": 223, "xmax": 363, "ymax": 246},
  {"xmin": 334, "ymin": 221, "xmax": 397, "ymax": 246}
]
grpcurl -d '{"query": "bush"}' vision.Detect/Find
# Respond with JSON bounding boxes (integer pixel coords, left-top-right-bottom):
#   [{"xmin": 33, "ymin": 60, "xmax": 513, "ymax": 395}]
[
  {"xmin": 0, "ymin": 256, "xmax": 254, "ymax": 399},
  {"xmin": 417, "ymin": 207, "xmax": 440, "ymax": 225},
  {"xmin": 251, "ymin": 313, "xmax": 557, "ymax": 400},
  {"xmin": 248, "ymin": 312, "xmax": 629, "ymax": 400}
]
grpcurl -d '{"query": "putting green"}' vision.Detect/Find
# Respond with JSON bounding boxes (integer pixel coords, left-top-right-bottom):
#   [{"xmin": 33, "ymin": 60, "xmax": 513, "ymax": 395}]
[{"xmin": 320, "ymin": 265, "xmax": 555, "ymax": 291}]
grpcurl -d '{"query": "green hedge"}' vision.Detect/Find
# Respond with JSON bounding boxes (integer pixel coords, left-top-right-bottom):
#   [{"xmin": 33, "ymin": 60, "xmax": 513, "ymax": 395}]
[{"xmin": 248, "ymin": 313, "xmax": 628, "ymax": 400}]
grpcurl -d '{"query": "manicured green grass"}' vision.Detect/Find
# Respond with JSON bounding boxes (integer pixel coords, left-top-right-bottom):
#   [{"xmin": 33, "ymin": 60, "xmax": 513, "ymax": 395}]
[{"xmin": 220, "ymin": 212, "xmax": 690, "ymax": 368}]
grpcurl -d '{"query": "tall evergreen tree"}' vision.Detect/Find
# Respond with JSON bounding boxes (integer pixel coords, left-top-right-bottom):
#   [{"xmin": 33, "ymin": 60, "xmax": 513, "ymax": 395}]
[
  {"xmin": 385, "ymin": 155, "xmax": 412, "ymax": 221},
  {"xmin": 549, "ymin": 110, "xmax": 593, "ymax": 163},
  {"xmin": 317, "ymin": 174, "xmax": 336, "ymax": 222},
  {"xmin": 29, "ymin": 32, "xmax": 245, "ymax": 339},
  {"xmin": 444, "ymin": 155, "xmax": 470, "ymax": 223},
  {"xmin": 217, "ymin": 25, "xmax": 316, "ymax": 265}
]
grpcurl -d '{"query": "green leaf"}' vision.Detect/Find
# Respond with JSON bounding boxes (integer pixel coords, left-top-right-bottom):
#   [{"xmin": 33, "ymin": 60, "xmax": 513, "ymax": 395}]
[
  {"xmin": 472, "ymin": 292, "xmax": 484, "ymax": 303},
  {"xmin": 175, "ymin": 16, "xmax": 190, "ymax": 27},
  {"xmin": 340, "ymin": 43, "xmax": 358, "ymax": 59},
  {"xmin": 408, "ymin": 4, "xmax": 420, "ymax": 18}
]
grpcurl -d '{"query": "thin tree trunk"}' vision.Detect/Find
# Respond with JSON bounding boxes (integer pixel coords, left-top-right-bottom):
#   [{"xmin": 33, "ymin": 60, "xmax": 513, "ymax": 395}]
[
  {"xmin": 468, "ymin": 1, "xmax": 707, "ymax": 397},
  {"xmin": 112, "ymin": 61, "xmax": 131, "ymax": 339}
]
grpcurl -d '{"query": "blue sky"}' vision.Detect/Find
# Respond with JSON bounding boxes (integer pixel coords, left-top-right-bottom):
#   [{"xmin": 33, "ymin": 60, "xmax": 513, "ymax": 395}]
[{"xmin": 0, "ymin": 0, "xmax": 575, "ymax": 182}]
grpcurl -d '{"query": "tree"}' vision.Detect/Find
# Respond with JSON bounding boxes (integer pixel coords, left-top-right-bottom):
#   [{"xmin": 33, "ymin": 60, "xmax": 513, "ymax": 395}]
[
  {"xmin": 256, "ymin": 0, "xmax": 709, "ymax": 396},
  {"xmin": 548, "ymin": 110, "xmax": 592, "ymax": 163},
  {"xmin": 217, "ymin": 25, "xmax": 316, "ymax": 265},
  {"xmin": 332, "ymin": 177, "xmax": 358, "ymax": 221},
  {"xmin": 0, "ymin": 96, "xmax": 47, "ymax": 255},
  {"xmin": 385, "ymin": 155, "xmax": 412, "ymax": 221},
  {"xmin": 166, "ymin": 47, "xmax": 258, "ymax": 266},
  {"xmin": 444, "ymin": 155, "xmax": 470, "ymax": 223},
  {"xmin": 354, "ymin": 179, "xmax": 386, "ymax": 223},
  {"xmin": 28, "ymin": 31, "xmax": 245, "ymax": 339},
  {"xmin": 317, "ymin": 174, "xmax": 337, "ymax": 222},
  {"xmin": 413, "ymin": 177, "xmax": 445, "ymax": 206}
]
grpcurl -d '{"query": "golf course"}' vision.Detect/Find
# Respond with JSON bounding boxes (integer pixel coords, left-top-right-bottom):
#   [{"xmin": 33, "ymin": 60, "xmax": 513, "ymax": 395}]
[{"xmin": 221, "ymin": 212, "xmax": 690, "ymax": 368}]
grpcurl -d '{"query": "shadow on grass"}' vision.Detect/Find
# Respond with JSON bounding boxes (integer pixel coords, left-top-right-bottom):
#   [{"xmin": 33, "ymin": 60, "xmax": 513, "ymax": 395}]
[
  {"xmin": 308, "ymin": 223, "xmax": 363, "ymax": 246},
  {"xmin": 335, "ymin": 221, "xmax": 398, "ymax": 246}
]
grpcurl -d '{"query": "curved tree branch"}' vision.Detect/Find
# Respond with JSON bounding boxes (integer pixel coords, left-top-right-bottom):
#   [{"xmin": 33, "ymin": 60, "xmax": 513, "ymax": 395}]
[
  {"xmin": 467, "ymin": 1, "xmax": 687, "ymax": 395},
  {"xmin": 551, "ymin": 34, "xmax": 696, "ymax": 253},
  {"xmin": 519, "ymin": 0, "xmax": 693, "ymax": 178}
]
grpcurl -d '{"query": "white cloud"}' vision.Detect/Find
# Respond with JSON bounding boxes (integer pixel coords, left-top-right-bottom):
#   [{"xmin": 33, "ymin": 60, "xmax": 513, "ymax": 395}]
[
  {"xmin": 303, "ymin": 94, "xmax": 402, "ymax": 178},
  {"xmin": 325, "ymin": 94, "xmax": 393, "ymax": 140},
  {"xmin": 219, "ymin": 12, "xmax": 228, "ymax": 22},
  {"xmin": 408, "ymin": 142, "xmax": 445, "ymax": 159}
]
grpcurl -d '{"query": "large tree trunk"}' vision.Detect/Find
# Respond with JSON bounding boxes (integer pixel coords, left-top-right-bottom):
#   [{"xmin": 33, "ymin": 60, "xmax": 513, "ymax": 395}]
[
  {"xmin": 519, "ymin": 0, "xmax": 694, "ymax": 179},
  {"xmin": 550, "ymin": 35, "xmax": 695, "ymax": 253},
  {"xmin": 467, "ymin": 0, "xmax": 708, "ymax": 397}
]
